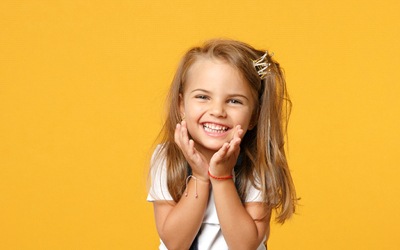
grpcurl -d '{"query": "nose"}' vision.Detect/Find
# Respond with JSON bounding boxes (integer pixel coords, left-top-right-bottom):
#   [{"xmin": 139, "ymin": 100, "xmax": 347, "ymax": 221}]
[{"xmin": 209, "ymin": 101, "xmax": 227, "ymax": 118}]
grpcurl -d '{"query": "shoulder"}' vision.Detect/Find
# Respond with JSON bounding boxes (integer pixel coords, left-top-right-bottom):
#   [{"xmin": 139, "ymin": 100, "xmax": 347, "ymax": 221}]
[
  {"xmin": 147, "ymin": 144, "xmax": 173, "ymax": 201},
  {"xmin": 244, "ymin": 171, "xmax": 264, "ymax": 203},
  {"xmin": 149, "ymin": 144, "xmax": 168, "ymax": 180},
  {"xmin": 151, "ymin": 144, "xmax": 166, "ymax": 161},
  {"xmin": 149, "ymin": 144, "xmax": 168, "ymax": 171}
]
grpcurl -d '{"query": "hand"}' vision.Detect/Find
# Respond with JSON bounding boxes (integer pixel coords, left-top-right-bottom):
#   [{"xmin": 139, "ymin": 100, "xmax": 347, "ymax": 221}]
[
  {"xmin": 209, "ymin": 125, "xmax": 244, "ymax": 177},
  {"xmin": 174, "ymin": 121, "xmax": 209, "ymax": 181}
]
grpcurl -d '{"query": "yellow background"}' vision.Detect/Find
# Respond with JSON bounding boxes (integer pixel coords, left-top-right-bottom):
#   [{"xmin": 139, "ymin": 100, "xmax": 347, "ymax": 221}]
[{"xmin": 1, "ymin": 0, "xmax": 399, "ymax": 249}]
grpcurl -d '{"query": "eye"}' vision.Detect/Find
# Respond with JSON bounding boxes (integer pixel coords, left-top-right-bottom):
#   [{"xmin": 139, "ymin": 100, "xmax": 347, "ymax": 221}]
[
  {"xmin": 228, "ymin": 99, "xmax": 243, "ymax": 104},
  {"xmin": 195, "ymin": 95, "xmax": 209, "ymax": 100}
]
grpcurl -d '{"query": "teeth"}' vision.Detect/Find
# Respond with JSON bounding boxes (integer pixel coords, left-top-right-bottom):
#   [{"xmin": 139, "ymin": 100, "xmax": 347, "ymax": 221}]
[{"xmin": 203, "ymin": 123, "xmax": 228, "ymax": 133}]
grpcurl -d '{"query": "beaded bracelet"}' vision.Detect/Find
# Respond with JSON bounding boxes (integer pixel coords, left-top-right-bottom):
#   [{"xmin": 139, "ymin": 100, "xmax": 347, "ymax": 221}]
[
  {"xmin": 208, "ymin": 167, "xmax": 233, "ymax": 180},
  {"xmin": 185, "ymin": 175, "xmax": 199, "ymax": 198},
  {"xmin": 184, "ymin": 175, "xmax": 208, "ymax": 198}
]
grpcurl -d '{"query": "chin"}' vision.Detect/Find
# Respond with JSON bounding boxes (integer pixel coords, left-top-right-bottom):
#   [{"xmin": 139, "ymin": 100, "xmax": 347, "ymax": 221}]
[{"xmin": 196, "ymin": 141, "xmax": 227, "ymax": 152}]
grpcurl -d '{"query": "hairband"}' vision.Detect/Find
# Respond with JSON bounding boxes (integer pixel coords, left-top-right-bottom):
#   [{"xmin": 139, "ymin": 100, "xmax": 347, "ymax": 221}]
[{"xmin": 253, "ymin": 51, "xmax": 272, "ymax": 79}]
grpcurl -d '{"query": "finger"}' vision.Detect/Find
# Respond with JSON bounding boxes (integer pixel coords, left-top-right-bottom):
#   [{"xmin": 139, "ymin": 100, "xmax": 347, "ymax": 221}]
[
  {"xmin": 188, "ymin": 139, "xmax": 196, "ymax": 155},
  {"xmin": 231, "ymin": 137, "xmax": 241, "ymax": 148},
  {"xmin": 180, "ymin": 124, "xmax": 197, "ymax": 158},
  {"xmin": 228, "ymin": 126, "xmax": 242, "ymax": 154},
  {"xmin": 174, "ymin": 123, "xmax": 182, "ymax": 148},
  {"xmin": 227, "ymin": 137, "xmax": 241, "ymax": 156},
  {"xmin": 237, "ymin": 127, "xmax": 244, "ymax": 139},
  {"xmin": 234, "ymin": 125, "xmax": 244, "ymax": 139},
  {"xmin": 229, "ymin": 125, "xmax": 240, "ymax": 144},
  {"xmin": 180, "ymin": 121, "xmax": 190, "ymax": 145},
  {"xmin": 227, "ymin": 126, "xmax": 241, "ymax": 148},
  {"xmin": 175, "ymin": 122, "xmax": 192, "ymax": 157},
  {"xmin": 215, "ymin": 142, "xmax": 229, "ymax": 160}
]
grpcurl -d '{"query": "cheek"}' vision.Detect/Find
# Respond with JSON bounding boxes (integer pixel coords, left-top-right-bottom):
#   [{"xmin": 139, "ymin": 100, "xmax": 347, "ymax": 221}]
[
  {"xmin": 237, "ymin": 111, "xmax": 253, "ymax": 130},
  {"xmin": 185, "ymin": 103, "xmax": 205, "ymax": 117}
]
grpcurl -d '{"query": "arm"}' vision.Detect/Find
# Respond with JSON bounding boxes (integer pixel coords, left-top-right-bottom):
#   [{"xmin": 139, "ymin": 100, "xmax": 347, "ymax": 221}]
[
  {"xmin": 209, "ymin": 126, "xmax": 270, "ymax": 249},
  {"xmin": 153, "ymin": 121, "xmax": 211, "ymax": 249},
  {"xmin": 211, "ymin": 179, "xmax": 271, "ymax": 249},
  {"xmin": 153, "ymin": 178, "xmax": 210, "ymax": 250}
]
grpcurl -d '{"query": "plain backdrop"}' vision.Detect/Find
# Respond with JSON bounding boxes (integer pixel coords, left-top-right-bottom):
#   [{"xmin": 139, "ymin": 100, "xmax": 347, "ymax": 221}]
[{"xmin": 1, "ymin": 0, "xmax": 399, "ymax": 249}]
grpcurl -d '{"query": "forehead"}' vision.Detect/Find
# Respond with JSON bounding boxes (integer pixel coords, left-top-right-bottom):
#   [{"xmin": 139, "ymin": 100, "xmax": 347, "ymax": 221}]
[{"xmin": 184, "ymin": 58, "xmax": 247, "ymax": 90}]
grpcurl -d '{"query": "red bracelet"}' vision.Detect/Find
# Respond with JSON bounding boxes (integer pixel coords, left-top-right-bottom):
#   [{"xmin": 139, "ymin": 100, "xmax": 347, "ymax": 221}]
[{"xmin": 208, "ymin": 167, "xmax": 233, "ymax": 180}]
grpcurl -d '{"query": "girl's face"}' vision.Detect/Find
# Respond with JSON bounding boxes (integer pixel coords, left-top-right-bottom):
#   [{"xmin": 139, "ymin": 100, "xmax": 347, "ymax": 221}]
[{"xmin": 180, "ymin": 58, "xmax": 256, "ymax": 156}]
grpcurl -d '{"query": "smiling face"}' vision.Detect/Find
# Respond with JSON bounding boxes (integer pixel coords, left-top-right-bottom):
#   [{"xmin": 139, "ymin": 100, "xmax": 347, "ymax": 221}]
[{"xmin": 180, "ymin": 58, "xmax": 256, "ymax": 158}]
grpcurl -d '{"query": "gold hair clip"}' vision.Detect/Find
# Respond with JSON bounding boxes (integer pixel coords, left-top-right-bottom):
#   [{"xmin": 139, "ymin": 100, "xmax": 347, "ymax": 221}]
[{"xmin": 253, "ymin": 51, "xmax": 271, "ymax": 79}]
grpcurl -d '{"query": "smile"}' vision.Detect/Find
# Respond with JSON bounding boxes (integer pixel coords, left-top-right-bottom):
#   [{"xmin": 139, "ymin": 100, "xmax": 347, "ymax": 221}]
[{"xmin": 202, "ymin": 123, "xmax": 229, "ymax": 133}]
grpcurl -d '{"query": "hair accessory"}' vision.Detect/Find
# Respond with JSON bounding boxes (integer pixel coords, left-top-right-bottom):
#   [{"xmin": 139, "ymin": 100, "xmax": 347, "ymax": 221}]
[
  {"xmin": 185, "ymin": 175, "xmax": 198, "ymax": 198},
  {"xmin": 253, "ymin": 51, "xmax": 272, "ymax": 79},
  {"xmin": 208, "ymin": 167, "xmax": 233, "ymax": 180}
]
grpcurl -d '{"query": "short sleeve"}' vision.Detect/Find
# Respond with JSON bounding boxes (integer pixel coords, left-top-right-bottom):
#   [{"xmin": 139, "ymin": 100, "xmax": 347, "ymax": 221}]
[
  {"xmin": 147, "ymin": 146, "xmax": 174, "ymax": 202},
  {"xmin": 244, "ymin": 176, "xmax": 264, "ymax": 203}
]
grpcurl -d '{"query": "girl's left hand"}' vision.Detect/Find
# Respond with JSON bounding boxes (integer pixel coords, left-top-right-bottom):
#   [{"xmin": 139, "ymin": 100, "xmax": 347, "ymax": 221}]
[{"xmin": 209, "ymin": 125, "xmax": 243, "ymax": 177}]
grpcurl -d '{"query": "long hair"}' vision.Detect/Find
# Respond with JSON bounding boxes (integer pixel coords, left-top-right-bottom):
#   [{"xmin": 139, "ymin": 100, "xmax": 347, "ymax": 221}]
[{"xmin": 152, "ymin": 39, "xmax": 297, "ymax": 223}]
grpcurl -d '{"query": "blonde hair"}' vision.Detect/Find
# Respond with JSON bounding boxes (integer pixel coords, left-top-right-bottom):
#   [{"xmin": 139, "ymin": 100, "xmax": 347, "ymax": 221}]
[{"xmin": 152, "ymin": 39, "xmax": 297, "ymax": 223}]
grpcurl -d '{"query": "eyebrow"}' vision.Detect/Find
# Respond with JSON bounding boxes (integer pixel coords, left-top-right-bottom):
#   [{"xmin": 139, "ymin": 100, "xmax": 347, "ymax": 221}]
[
  {"xmin": 190, "ymin": 88, "xmax": 250, "ymax": 100},
  {"xmin": 190, "ymin": 88, "xmax": 210, "ymax": 94}
]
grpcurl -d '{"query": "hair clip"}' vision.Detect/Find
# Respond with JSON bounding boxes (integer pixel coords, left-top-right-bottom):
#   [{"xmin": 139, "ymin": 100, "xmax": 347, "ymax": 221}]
[{"xmin": 253, "ymin": 51, "xmax": 272, "ymax": 79}]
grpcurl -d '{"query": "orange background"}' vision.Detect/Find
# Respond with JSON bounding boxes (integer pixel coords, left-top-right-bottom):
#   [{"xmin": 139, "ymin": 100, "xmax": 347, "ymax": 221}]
[{"xmin": 1, "ymin": 1, "xmax": 399, "ymax": 249}]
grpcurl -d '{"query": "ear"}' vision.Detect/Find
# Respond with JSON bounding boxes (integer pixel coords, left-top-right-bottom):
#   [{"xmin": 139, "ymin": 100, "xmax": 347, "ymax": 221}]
[
  {"xmin": 248, "ymin": 122, "xmax": 256, "ymax": 130},
  {"xmin": 248, "ymin": 109, "xmax": 259, "ymax": 130}
]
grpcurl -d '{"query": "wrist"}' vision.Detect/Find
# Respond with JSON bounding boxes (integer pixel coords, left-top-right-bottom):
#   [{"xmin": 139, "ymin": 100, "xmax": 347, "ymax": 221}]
[
  {"xmin": 208, "ymin": 167, "xmax": 233, "ymax": 180},
  {"xmin": 184, "ymin": 175, "xmax": 210, "ymax": 198},
  {"xmin": 191, "ymin": 170, "xmax": 210, "ymax": 182},
  {"xmin": 196, "ymin": 177, "xmax": 210, "ymax": 183}
]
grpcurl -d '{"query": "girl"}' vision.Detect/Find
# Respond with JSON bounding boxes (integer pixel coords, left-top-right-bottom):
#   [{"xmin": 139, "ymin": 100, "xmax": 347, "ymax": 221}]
[{"xmin": 147, "ymin": 39, "xmax": 297, "ymax": 250}]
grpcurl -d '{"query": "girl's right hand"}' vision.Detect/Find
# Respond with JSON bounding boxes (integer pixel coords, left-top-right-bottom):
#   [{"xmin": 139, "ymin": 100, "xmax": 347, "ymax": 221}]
[{"xmin": 174, "ymin": 121, "xmax": 209, "ymax": 181}]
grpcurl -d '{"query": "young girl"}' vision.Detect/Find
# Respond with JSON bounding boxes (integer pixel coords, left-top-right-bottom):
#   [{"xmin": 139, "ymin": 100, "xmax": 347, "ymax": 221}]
[{"xmin": 147, "ymin": 39, "xmax": 297, "ymax": 250}]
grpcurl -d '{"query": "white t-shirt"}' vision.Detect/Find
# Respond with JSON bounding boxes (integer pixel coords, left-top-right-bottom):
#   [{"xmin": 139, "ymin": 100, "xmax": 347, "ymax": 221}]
[{"xmin": 147, "ymin": 149, "xmax": 267, "ymax": 250}]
